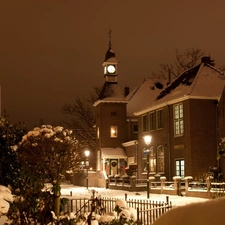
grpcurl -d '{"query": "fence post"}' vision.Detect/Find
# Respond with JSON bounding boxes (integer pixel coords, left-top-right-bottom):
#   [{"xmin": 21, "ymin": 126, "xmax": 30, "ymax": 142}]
[
  {"xmin": 160, "ymin": 176, "xmax": 166, "ymax": 194},
  {"xmin": 70, "ymin": 191, "xmax": 73, "ymax": 213},
  {"xmin": 173, "ymin": 176, "xmax": 181, "ymax": 196},
  {"xmin": 166, "ymin": 196, "xmax": 169, "ymax": 205},
  {"xmin": 149, "ymin": 176, "xmax": 155, "ymax": 189},
  {"xmin": 115, "ymin": 174, "xmax": 120, "ymax": 185},
  {"xmin": 130, "ymin": 176, "xmax": 136, "ymax": 190},
  {"xmin": 206, "ymin": 177, "xmax": 212, "ymax": 192},
  {"xmin": 184, "ymin": 176, "xmax": 193, "ymax": 196},
  {"xmin": 122, "ymin": 175, "xmax": 129, "ymax": 186}
]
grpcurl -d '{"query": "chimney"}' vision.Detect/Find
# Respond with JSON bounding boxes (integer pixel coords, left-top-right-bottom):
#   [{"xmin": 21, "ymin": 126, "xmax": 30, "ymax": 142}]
[
  {"xmin": 201, "ymin": 56, "xmax": 214, "ymax": 66},
  {"xmin": 124, "ymin": 86, "xmax": 130, "ymax": 97}
]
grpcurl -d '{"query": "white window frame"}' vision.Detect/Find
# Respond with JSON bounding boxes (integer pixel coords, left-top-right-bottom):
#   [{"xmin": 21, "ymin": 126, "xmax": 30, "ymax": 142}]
[
  {"xmin": 175, "ymin": 159, "xmax": 185, "ymax": 179},
  {"xmin": 174, "ymin": 103, "xmax": 184, "ymax": 136},
  {"xmin": 142, "ymin": 114, "xmax": 148, "ymax": 132},
  {"xmin": 149, "ymin": 112, "xmax": 156, "ymax": 131},
  {"xmin": 156, "ymin": 109, "xmax": 163, "ymax": 129}
]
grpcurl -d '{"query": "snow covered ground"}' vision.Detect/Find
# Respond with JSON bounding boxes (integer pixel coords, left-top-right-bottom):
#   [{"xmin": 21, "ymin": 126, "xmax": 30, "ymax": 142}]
[
  {"xmin": 59, "ymin": 183, "xmax": 209, "ymax": 207},
  {"xmin": 0, "ymin": 184, "xmax": 216, "ymax": 225}
]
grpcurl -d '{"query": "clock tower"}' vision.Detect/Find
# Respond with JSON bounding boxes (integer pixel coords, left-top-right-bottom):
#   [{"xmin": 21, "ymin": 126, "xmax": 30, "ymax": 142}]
[
  {"xmin": 94, "ymin": 30, "xmax": 128, "ymax": 187},
  {"xmin": 102, "ymin": 29, "xmax": 118, "ymax": 83}
]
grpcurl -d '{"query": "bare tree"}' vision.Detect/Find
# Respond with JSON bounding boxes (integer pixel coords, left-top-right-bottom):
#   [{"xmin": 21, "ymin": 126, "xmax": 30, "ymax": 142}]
[
  {"xmin": 62, "ymin": 86, "xmax": 101, "ymax": 150},
  {"xmin": 152, "ymin": 48, "xmax": 205, "ymax": 80}
]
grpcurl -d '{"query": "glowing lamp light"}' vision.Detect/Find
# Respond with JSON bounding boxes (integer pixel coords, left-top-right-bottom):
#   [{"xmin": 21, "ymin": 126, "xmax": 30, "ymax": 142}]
[
  {"xmin": 143, "ymin": 135, "xmax": 152, "ymax": 146},
  {"xmin": 84, "ymin": 149, "xmax": 90, "ymax": 157}
]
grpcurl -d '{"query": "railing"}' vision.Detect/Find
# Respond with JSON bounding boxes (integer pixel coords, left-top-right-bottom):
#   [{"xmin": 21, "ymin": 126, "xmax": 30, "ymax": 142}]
[
  {"xmin": 108, "ymin": 175, "xmax": 225, "ymax": 198},
  {"xmin": 63, "ymin": 196, "xmax": 172, "ymax": 224}
]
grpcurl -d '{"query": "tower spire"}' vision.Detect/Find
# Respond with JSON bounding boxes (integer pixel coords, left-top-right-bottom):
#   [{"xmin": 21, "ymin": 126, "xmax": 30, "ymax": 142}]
[{"xmin": 108, "ymin": 28, "xmax": 112, "ymax": 49}]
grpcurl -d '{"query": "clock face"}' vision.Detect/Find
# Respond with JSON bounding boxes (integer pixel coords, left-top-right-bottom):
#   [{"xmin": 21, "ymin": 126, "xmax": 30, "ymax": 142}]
[{"xmin": 107, "ymin": 65, "xmax": 116, "ymax": 73}]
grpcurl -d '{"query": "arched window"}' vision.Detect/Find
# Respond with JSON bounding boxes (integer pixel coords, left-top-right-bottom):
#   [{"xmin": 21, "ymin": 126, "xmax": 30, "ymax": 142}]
[
  {"xmin": 142, "ymin": 146, "xmax": 156, "ymax": 173},
  {"xmin": 157, "ymin": 145, "xmax": 164, "ymax": 173},
  {"xmin": 142, "ymin": 148, "xmax": 148, "ymax": 173},
  {"xmin": 150, "ymin": 146, "xmax": 156, "ymax": 172}
]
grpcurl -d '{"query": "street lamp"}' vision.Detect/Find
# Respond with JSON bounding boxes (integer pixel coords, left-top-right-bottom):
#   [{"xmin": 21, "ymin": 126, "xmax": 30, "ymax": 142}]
[
  {"xmin": 84, "ymin": 149, "xmax": 90, "ymax": 189},
  {"xmin": 143, "ymin": 134, "xmax": 152, "ymax": 199}
]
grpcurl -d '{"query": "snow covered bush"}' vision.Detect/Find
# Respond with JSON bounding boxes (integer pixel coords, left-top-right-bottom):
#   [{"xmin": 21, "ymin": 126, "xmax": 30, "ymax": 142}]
[
  {"xmin": 14, "ymin": 125, "xmax": 83, "ymax": 223},
  {"xmin": 96, "ymin": 199, "xmax": 137, "ymax": 225},
  {"xmin": 0, "ymin": 116, "xmax": 26, "ymax": 188},
  {"xmin": 0, "ymin": 185, "xmax": 13, "ymax": 215},
  {"xmin": 217, "ymin": 137, "xmax": 225, "ymax": 159}
]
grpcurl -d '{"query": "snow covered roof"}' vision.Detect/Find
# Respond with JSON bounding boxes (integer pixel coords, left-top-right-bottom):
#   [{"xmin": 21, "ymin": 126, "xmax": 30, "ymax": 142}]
[
  {"xmin": 101, "ymin": 147, "xmax": 127, "ymax": 158},
  {"xmin": 126, "ymin": 78, "xmax": 168, "ymax": 117},
  {"xmin": 93, "ymin": 83, "xmax": 128, "ymax": 106},
  {"xmin": 134, "ymin": 62, "xmax": 225, "ymax": 116}
]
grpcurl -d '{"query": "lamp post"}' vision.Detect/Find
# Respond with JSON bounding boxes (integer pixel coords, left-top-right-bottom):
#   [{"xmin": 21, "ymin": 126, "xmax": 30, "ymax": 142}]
[
  {"xmin": 84, "ymin": 149, "xmax": 90, "ymax": 189},
  {"xmin": 143, "ymin": 134, "xmax": 152, "ymax": 199}
]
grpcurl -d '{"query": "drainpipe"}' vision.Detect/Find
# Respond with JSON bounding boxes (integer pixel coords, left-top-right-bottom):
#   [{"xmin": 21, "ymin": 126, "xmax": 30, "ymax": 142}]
[
  {"xmin": 167, "ymin": 104, "xmax": 171, "ymax": 180},
  {"xmin": 215, "ymin": 100, "xmax": 219, "ymax": 168},
  {"xmin": 134, "ymin": 141, "xmax": 138, "ymax": 179}
]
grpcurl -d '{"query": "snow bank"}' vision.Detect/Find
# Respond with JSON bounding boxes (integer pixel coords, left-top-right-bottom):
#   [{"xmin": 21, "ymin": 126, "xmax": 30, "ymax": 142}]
[{"xmin": 152, "ymin": 197, "xmax": 225, "ymax": 225}]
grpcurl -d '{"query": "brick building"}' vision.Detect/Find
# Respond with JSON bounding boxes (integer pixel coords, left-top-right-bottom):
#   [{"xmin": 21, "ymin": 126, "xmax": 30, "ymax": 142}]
[
  {"xmin": 70, "ymin": 36, "xmax": 225, "ymax": 188},
  {"xmin": 92, "ymin": 40, "xmax": 225, "ymax": 188}
]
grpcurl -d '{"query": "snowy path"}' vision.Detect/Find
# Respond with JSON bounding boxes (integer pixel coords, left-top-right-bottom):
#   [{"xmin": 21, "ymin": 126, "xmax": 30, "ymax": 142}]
[{"xmin": 59, "ymin": 183, "xmax": 209, "ymax": 207}]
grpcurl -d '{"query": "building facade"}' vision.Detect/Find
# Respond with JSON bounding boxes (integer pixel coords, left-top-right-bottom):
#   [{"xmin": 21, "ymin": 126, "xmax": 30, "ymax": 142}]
[{"xmin": 77, "ymin": 40, "xmax": 225, "ymax": 188}]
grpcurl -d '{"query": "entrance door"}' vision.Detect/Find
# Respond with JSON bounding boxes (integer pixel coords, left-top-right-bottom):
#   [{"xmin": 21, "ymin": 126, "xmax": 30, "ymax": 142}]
[{"xmin": 110, "ymin": 159, "xmax": 118, "ymax": 175}]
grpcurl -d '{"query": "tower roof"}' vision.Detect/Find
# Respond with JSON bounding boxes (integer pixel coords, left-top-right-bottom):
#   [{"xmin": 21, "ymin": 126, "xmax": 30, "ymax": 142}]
[
  {"xmin": 93, "ymin": 83, "xmax": 128, "ymax": 106},
  {"xmin": 104, "ymin": 47, "xmax": 116, "ymax": 61}
]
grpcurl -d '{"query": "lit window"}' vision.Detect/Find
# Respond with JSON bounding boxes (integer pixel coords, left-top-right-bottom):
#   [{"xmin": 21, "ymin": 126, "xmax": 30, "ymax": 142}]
[
  {"xmin": 142, "ymin": 114, "xmax": 148, "ymax": 132},
  {"xmin": 175, "ymin": 159, "xmax": 185, "ymax": 179},
  {"xmin": 149, "ymin": 146, "xmax": 156, "ymax": 172},
  {"xmin": 157, "ymin": 109, "xmax": 163, "ymax": 129},
  {"xmin": 174, "ymin": 103, "xmax": 184, "ymax": 136},
  {"xmin": 110, "ymin": 126, "xmax": 118, "ymax": 138},
  {"xmin": 97, "ymin": 151, "xmax": 100, "ymax": 171},
  {"xmin": 142, "ymin": 146, "xmax": 156, "ymax": 173},
  {"xmin": 149, "ymin": 112, "xmax": 156, "ymax": 131},
  {"xmin": 157, "ymin": 145, "xmax": 164, "ymax": 172},
  {"xmin": 97, "ymin": 127, "xmax": 99, "ymax": 139}
]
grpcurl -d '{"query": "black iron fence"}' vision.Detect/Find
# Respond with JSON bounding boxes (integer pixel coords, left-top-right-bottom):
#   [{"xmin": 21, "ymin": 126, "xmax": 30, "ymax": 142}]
[{"xmin": 63, "ymin": 196, "xmax": 172, "ymax": 224}]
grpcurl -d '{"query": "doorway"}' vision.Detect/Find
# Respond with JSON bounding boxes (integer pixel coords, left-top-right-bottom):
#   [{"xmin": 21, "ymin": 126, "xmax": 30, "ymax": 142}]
[{"xmin": 110, "ymin": 159, "xmax": 118, "ymax": 175}]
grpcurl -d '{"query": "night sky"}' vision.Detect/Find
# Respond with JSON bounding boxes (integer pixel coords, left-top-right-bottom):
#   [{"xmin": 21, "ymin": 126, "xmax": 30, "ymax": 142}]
[{"xmin": 0, "ymin": 1, "xmax": 225, "ymax": 129}]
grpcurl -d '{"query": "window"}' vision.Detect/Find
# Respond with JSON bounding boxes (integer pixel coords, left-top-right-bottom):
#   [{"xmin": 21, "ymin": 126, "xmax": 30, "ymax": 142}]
[
  {"xmin": 97, "ymin": 150, "xmax": 100, "ymax": 171},
  {"xmin": 133, "ymin": 124, "xmax": 138, "ymax": 133},
  {"xmin": 142, "ymin": 148, "xmax": 149, "ymax": 173},
  {"xmin": 97, "ymin": 127, "xmax": 99, "ymax": 139},
  {"xmin": 149, "ymin": 146, "xmax": 156, "ymax": 172},
  {"xmin": 142, "ymin": 114, "xmax": 148, "ymax": 132},
  {"xmin": 111, "ymin": 112, "xmax": 117, "ymax": 116},
  {"xmin": 157, "ymin": 109, "xmax": 163, "ymax": 129},
  {"xmin": 142, "ymin": 147, "xmax": 156, "ymax": 173},
  {"xmin": 149, "ymin": 112, "xmax": 156, "ymax": 131},
  {"xmin": 110, "ymin": 126, "xmax": 118, "ymax": 138},
  {"xmin": 175, "ymin": 159, "xmax": 185, "ymax": 179},
  {"xmin": 127, "ymin": 157, "xmax": 135, "ymax": 165},
  {"xmin": 157, "ymin": 145, "xmax": 164, "ymax": 172},
  {"xmin": 174, "ymin": 103, "xmax": 184, "ymax": 136}
]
